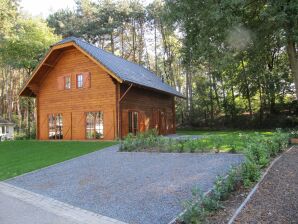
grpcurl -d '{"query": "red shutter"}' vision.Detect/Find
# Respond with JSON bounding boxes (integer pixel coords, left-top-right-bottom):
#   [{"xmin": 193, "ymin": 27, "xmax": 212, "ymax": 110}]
[
  {"xmin": 57, "ymin": 76, "xmax": 65, "ymax": 90},
  {"xmin": 83, "ymin": 72, "xmax": 91, "ymax": 88}
]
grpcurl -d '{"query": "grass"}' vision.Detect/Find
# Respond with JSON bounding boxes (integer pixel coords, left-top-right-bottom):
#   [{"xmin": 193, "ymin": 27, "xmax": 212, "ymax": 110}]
[
  {"xmin": 0, "ymin": 140, "xmax": 116, "ymax": 181},
  {"xmin": 177, "ymin": 129, "xmax": 274, "ymax": 152}
]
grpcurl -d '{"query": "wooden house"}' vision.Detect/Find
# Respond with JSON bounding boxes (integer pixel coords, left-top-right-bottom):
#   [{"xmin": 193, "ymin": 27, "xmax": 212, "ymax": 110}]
[
  {"xmin": 20, "ymin": 37, "xmax": 183, "ymax": 140},
  {"xmin": 0, "ymin": 118, "xmax": 15, "ymax": 140}
]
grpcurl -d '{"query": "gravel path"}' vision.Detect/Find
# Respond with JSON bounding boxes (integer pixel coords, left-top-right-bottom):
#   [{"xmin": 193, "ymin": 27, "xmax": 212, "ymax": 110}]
[
  {"xmin": 234, "ymin": 146, "xmax": 298, "ymax": 223},
  {"xmin": 6, "ymin": 145, "xmax": 243, "ymax": 224}
]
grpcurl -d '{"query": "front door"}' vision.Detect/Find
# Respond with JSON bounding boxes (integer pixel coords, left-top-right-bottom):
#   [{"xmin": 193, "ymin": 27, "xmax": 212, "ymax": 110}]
[{"xmin": 152, "ymin": 108, "xmax": 166, "ymax": 135}]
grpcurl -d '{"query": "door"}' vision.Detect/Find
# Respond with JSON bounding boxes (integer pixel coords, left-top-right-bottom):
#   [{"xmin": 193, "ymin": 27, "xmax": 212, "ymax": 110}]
[
  {"xmin": 159, "ymin": 110, "xmax": 167, "ymax": 135},
  {"xmin": 152, "ymin": 108, "xmax": 166, "ymax": 135}
]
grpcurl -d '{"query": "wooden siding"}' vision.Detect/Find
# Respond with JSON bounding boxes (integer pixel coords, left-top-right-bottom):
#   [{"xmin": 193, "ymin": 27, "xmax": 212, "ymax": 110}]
[
  {"xmin": 37, "ymin": 47, "xmax": 117, "ymax": 140},
  {"xmin": 120, "ymin": 85, "xmax": 175, "ymax": 138}
]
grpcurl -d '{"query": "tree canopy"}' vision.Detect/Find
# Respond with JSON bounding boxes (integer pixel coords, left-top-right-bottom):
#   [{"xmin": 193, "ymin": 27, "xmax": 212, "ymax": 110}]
[{"xmin": 0, "ymin": 0, "xmax": 297, "ymax": 137}]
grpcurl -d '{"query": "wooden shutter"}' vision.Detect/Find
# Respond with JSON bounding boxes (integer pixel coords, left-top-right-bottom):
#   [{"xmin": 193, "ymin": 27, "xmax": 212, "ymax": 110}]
[
  {"xmin": 139, "ymin": 111, "xmax": 146, "ymax": 132},
  {"xmin": 83, "ymin": 72, "xmax": 91, "ymax": 88},
  {"xmin": 121, "ymin": 110, "xmax": 128, "ymax": 138},
  {"xmin": 57, "ymin": 76, "xmax": 65, "ymax": 90}
]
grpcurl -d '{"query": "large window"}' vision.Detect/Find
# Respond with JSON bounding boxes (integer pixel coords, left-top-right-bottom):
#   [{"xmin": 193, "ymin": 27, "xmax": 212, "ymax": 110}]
[
  {"xmin": 48, "ymin": 113, "xmax": 63, "ymax": 140},
  {"xmin": 1, "ymin": 126, "xmax": 5, "ymax": 134},
  {"xmin": 86, "ymin": 112, "xmax": 104, "ymax": 139},
  {"xmin": 65, "ymin": 76, "xmax": 71, "ymax": 89},
  {"xmin": 77, "ymin": 74, "xmax": 83, "ymax": 88},
  {"xmin": 128, "ymin": 111, "xmax": 139, "ymax": 135}
]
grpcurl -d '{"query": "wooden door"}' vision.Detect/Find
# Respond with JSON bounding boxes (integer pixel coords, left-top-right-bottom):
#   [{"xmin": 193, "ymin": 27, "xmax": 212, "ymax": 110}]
[
  {"xmin": 152, "ymin": 108, "xmax": 159, "ymax": 133},
  {"xmin": 63, "ymin": 112, "xmax": 72, "ymax": 140},
  {"xmin": 159, "ymin": 110, "xmax": 167, "ymax": 135}
]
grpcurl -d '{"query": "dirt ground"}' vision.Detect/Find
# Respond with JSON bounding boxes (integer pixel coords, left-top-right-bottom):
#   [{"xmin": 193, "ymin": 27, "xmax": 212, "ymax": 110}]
[{"xmin": 234, "ymin": 146, "xmax": 298, "ymax": 224}]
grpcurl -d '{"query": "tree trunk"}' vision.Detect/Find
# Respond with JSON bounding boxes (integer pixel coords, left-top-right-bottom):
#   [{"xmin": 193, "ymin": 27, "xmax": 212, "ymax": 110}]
[
  {"xmin": 286, "ymin": 40, "xmax": 298, "ymax": 98},
  {"xmin": 241, "ymin": 58, "xmax": 253, "ymax": 118},
  {"xmin": 154, "ymin": 21, "xmax": 158, "ymax": 74}
]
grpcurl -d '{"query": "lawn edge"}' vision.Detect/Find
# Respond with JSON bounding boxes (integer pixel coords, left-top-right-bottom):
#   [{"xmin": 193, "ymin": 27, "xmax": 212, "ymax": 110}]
[
  {"xmin": 227, "ymin": 145, "xmax": 295, "ymax": 224},
  {"xmin": 3, "ymin": 144, "xmax": 119, "ymax": 182}
]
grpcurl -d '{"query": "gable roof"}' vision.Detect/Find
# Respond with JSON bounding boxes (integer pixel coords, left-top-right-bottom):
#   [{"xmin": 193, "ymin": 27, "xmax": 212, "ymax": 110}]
[{"xmin": 53, "ymin": 37, "xmax": 183, "ymax": 97}]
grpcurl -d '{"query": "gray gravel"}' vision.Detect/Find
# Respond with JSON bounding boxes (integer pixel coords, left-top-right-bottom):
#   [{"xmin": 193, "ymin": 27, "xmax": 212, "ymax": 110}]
[{"xmin": 7, "ymin": 145, "xmax": 243, "ymax": 224}]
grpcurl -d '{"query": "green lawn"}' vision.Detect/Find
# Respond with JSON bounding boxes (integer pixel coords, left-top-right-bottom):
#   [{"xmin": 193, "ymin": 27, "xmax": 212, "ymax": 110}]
[
  {"xmin": 177, "ymin": 129, "xmax": 274, "ymax": 152},
  {"xmin": 0, "ymin": 140, "xmax": 116, "ymax": 181}
]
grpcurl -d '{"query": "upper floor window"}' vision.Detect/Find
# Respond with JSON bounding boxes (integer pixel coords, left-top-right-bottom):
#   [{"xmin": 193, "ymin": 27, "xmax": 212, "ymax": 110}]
[
  {"xmin": 65, "ymin": 76, "xmax": 71, "ymax": 89},
  {"xmin": 77, "ymin": 74, "xmax": 83, "ymax": 88}
]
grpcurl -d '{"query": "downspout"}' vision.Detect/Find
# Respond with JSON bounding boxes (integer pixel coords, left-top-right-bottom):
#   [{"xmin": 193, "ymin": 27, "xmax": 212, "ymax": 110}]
[{"xmin": 118, "ymin": 83, "xmax": 133, "ymax": 139}]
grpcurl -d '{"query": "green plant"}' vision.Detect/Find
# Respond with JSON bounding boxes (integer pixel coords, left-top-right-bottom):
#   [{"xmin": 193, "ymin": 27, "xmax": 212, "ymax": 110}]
[
  {"xmin": 241, "ymin": 161, "xmax": 261, "ymax": 187},
  {"xmin": 181, "ymin": 189, "xmax": 208, "ymax": 224}
]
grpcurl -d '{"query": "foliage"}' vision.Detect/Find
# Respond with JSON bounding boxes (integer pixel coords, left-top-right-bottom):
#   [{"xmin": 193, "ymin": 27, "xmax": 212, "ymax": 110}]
[
  {"xmin": 166, "ymin": 0, "xmax": 297, "ymax": 127},
  {"xmin": 180, "ymin": 130, "xmax": 289, "ymax": 223},
  {"xmin": 0, "ymin": 140, "xmax": 117, "ymax": 180},
  {"xmin": 0, "ymin": 3, "xmax": 59, "ymax": 135},
  {"xmin": 121, "ymin": 129, "xmax": 279, "ymax": 153}
]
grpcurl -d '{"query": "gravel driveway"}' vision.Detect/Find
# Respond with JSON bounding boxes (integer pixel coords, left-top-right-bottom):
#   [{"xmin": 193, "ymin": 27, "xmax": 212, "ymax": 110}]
[{"xmin": 6, "ymin": 145, "xmax": 243, "ymax": 224}]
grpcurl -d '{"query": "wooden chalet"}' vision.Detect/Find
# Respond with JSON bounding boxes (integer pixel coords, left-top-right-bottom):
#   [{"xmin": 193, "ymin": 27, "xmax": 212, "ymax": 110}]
[{"xmin": 20, "ymin": 37, "xmax": 183, "ymax": 140}]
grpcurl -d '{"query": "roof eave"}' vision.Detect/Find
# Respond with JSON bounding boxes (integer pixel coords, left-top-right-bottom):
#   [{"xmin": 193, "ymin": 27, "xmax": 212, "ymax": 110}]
[{"xmin": 123, "ymin": 80, "xmax": 185, "ymax": 98}]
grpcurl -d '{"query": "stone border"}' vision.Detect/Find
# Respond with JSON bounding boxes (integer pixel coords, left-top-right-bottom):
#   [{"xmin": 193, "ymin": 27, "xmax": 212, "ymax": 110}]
[
  {"xmin": 227, "ymin": 146, "xmax": 295, "ymax": 224},
  {"xmin": 0, "ymin": 182, "xmax": 127, "ymax": 224}
]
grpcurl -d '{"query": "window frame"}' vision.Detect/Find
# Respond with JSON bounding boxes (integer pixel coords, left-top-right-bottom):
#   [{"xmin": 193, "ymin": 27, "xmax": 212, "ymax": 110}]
[
  {"xmin": 85, "ymin": 111, "xmax": 104, "ymax": 140},
  {"xmin": 64, "ymin": 76, "xmax": 71, "ymax": 90},
  {"xmin": 76, "ymin": 74, "xmax": 84, "ymax": 89},
  {"xmin": 48, "ymin": 113, "xmax": 63, "ymax": 140},
  {"xmin": 128, "ymin": 110, "xmax": 139, "ymax": 136}
]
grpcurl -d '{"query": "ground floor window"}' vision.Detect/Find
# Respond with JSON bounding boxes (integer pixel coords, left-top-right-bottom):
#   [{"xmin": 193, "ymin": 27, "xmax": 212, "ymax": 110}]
[
  {"xmin": 1, "ymin": 126, "xmax": 6, "ymax": 134},
  {"xmin": 128, "ymin": 111, "xmax": 139, "ymax": 135},
  {"xmin": 86, "ymin": 112, "xmax": 104, "ymax": 139},
  {"xmin": 48, "ymin": 113, "xmax": 63, "ymax": 140}
]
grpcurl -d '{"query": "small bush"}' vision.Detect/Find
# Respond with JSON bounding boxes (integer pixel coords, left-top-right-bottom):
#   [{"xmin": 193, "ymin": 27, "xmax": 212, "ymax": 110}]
[
  {"xmin": 182, "ymin": 189, "xmax": 207, "ymax": 224},
  {"xmin": 181, "ymin": 129, "xmax": 290, "ymax": 224},
  {"xmin": 241, "ymin": 161, "xmax": 261, "ymax": 187}
]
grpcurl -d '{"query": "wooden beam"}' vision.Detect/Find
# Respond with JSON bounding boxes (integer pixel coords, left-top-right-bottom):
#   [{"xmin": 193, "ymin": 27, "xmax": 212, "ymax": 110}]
[
  {"xmin": 43, "ymin": 63, "xmax": 54, "ymax": 67},
  {"xmin": 119, "ymin": 83, "xmax": 133, "ymax": 102}
]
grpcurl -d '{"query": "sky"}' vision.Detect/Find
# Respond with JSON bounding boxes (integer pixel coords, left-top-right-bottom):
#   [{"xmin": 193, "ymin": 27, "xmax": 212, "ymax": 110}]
[
  {"xmin": 20, "ymin": 0, "xmax": 76, "ymax": 18},
  {"xmin": 20, "ymin": 0, "xmax": 153, "ymax": 18}
]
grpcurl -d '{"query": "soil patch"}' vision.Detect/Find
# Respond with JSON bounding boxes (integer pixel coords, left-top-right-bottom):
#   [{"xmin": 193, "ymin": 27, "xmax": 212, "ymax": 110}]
[{"xmin": 234, "ymin": 146, "xmax": 298, "ymax": 223}]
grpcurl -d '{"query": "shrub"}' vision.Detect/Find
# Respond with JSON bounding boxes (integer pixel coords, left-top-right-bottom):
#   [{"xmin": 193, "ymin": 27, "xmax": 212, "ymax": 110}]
[
  {"xmin": 182, "ymin": 189, "xmax": 208, "ymax": 224},
  {"xmin": 241, "ymin": 161, "xmax": 261, "ymax": 187},
  {"xmin": 181, "ymin": 130, "xmax": 290, "ymax": 223}
]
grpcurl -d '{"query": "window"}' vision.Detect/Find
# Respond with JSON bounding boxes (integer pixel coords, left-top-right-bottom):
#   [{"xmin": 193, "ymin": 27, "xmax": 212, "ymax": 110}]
[
  {"xmin": 1, "ymin": 126, "xmax": 5, "ymax": 134},
  {"xmin": 128, "ymin": 111, "xmax": 139, "ymax": 135},
  {"xmin": 48, "ymin": 113, "xmax": 63, "ymax": 140},
  {"xmin": 77, "ymin": 74, "xmax": 83, "ymax": 88},
  {"xmin": 86, "ymin": 112, "xmax": 104, "ymax": 139},
  {"xmin": 65, "ymin": 76, "xmax": 71, "ymax": 89}
]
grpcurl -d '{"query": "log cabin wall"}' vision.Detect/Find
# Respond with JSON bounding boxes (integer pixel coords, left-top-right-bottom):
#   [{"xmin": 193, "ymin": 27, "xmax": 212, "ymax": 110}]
[
  {"xmin": 120, "ymin": 84, "xmax": 176, "ymax": 138},
  {"xmin": 37, "ymin": 47, "xmax": 117, "ymax": 140}
]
